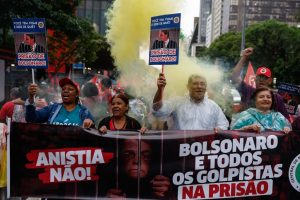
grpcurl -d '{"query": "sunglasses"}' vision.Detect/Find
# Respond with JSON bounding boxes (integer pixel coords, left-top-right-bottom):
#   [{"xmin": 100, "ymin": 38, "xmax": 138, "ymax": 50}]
[{"xmin": 256, "ymin": 75, "xmax": 269, "ymax": 81}]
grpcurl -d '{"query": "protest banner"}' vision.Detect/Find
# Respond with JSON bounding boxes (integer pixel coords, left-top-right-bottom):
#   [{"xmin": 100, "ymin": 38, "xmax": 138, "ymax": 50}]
[
  {"xmin": 9, "ymin": 123, "xmax": 300, "ymax": 199},
  {"xmin": 12, "ymin": 18, "xmax": 48, "ymax": 70},
  {"xmin": 149, "ymin": 13, "xmax": 181, "ymax": 67},
  {"xmin": 277, "ymin": 82, "xmax": 300, "ymax": 116}
]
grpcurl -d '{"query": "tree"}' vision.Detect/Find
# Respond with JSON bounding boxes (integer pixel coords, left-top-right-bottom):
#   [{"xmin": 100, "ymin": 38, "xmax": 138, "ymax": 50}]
[
  {"xmin": 295, "ymin": 10, "xmax": 300, "ymax": 22},
  {"xmin": 90, "ymin": 36, "xmax": 116, "ymax": 70},
  {"xmin": 245, "ymin": 20, "xmax": 300, "ymax": 84},
  {"xmin": 201, "ymin": 32, "xmax": 241, "ymax": 63},
  {"xmin": 199, "ymin": 20, "xmax": 300, "ymax": 84},
  {"xmin": 0, "ymin": 0, "xmax": 114, "ymax": 73}
]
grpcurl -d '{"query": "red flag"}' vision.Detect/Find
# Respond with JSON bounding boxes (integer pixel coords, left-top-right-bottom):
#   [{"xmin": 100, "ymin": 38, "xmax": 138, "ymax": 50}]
[{"xmin": 243, "ymin": 61, "xmax": 256, "ymax": 88}]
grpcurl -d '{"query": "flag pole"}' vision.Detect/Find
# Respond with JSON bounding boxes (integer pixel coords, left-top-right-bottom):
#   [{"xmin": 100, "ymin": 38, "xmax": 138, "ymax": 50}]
[{"xmin": 32, "ymin": 69, "xmax": 35, "ymax": 84}]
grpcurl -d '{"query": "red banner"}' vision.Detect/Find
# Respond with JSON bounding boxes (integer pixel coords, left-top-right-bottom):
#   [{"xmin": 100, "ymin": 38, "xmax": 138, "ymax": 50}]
[{"xmin": 243, "ymin": 61, "xmax": 256, "ymax": 88}]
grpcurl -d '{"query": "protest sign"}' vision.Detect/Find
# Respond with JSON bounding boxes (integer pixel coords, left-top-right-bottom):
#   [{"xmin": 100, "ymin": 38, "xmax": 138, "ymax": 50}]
[
  {"xmin": 278, "ymin": 82, "xmax": 300, "ymax": 115},
  {"xmin": 9, "ymin": 123, "xmax": 300, "ymax": 199},
  {"xmin": 149, "ymin": 13, "xmax": 180, "ymax": 65},
  {"xmin": 12, "ymin": 18, "xmax": 48, "ymax": 69}
]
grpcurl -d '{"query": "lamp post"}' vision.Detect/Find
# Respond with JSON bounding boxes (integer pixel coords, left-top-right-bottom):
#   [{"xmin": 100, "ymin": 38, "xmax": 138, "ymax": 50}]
[{"xmin": 240, "ymin": 0, "xmax": 247, "ymax": 54}]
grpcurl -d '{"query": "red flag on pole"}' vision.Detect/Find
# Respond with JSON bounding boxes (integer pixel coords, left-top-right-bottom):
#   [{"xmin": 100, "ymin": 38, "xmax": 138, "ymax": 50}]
[{"xmin": 243, "ymin": 61, "xmax": 256, "ymax": 88}]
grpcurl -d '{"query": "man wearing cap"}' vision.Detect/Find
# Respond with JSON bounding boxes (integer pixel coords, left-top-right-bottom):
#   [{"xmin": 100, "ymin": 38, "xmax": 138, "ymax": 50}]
[
  {"xmin": 25, "ymin": 77, "xmax": 95, "ymax": 128},
  {"xmin": 232, "ymin": 47, "xmax": 289, "ymax": 120}
]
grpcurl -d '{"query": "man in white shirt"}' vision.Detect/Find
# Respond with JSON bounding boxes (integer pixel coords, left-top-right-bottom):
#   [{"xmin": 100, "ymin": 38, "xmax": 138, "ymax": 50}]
[{"xmin": 152, "ymin": 73, "xmax": 229, "ymax": 130}]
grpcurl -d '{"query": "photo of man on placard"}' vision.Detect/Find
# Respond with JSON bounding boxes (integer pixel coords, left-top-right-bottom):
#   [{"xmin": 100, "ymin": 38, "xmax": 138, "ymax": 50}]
[
  {"xmin": 152, "ymin": 29, "xmax": 178, "ymax": 49},
  {"xmin": 18, "ymin": 33, "xmax": 45, "ymax": 53}
]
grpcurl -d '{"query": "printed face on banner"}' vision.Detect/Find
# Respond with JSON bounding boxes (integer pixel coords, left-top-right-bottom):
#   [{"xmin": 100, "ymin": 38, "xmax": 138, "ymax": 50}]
[
  {"xmin": 121, "ymin": 140, "xmax": 152, "ymax": 179},
  {"xmin": 10, "ymin": 123, "xmax": 300, "ymax": 199}
]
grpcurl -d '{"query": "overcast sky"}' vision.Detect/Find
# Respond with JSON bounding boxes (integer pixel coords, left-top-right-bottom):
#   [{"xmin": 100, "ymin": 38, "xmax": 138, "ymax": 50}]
[{"xmin": 181, "ymin": 0, "xmax": 200, "ymax": 37}]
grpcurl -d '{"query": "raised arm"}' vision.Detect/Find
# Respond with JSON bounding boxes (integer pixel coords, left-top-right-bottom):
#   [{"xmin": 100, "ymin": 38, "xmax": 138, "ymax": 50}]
[
  {"xmin": 28, "ymin": 83, "xmax": 38, "ymax": 104},
  {"xmin": 232, "ymin": 47, "xmax": 253, "ymax": 83},
  {"xmin": 152, "ymin": 73, "xmax": 166, "ymax": 111}
]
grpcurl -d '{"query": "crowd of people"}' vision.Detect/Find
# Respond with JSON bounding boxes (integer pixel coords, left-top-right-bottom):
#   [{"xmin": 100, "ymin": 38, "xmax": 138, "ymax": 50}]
[
  {"xmin": 0, "ymin": 47, "xmax": 300, "ymax": 199},
  {"xmin": 1, "ymin": 47, "xmax": 300, "ymax": 133}
]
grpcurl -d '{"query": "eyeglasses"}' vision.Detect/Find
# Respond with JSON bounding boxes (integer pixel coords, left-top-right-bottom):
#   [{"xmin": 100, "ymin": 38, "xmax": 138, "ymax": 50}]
[
  {"xmin": 122, "ymin": 150, "xmax": 152, "ymax": 161},
  {"xmin": 256, "ymin": 75, "xmax": 269, "ymax": 81}
]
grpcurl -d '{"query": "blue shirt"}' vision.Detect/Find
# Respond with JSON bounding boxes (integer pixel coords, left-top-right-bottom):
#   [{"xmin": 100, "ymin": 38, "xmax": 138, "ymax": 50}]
[
  {"xmin": 26, "ymin": 103, "xmax": 95, "ymax": 125},
  {"xmin": 52, "ymin": 105, "xmax": 82, "ymax": 126}
]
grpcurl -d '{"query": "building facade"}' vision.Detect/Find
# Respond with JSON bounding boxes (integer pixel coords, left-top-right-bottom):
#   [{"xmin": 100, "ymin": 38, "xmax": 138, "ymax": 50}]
[
  {"xmin": 76, "ymin": 0, "xmax": 113, "ymax": 35},
  {"xmin": 198, "ymin": 0, "xmax": 212, "ymax": 44},
  {"xmin": 206, "ymin": 0, "xmax": 300, "ymax": 46}
]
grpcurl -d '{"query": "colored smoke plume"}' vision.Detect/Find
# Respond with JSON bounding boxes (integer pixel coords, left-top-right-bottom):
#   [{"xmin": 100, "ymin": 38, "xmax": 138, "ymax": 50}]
[{"xmin": 106, "ymin": 0, "xmax": 225, "ymax": 101}]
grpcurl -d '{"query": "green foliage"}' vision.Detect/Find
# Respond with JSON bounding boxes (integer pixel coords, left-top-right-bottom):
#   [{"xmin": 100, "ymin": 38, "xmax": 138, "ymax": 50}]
[
  {"xmin": 200, "ymin": 20, "xmax": 300, "ymax": 84},
  {"xmin": 0, "ymin": 0, "xmax": 81, "ymax": 34},
  {"xmin": 245, "ymin": 20, "xmax": 300, "ymax": 84},
  {"xmin": 195, "ymin": 46, "xmax": 207, "ymax": 57},
  {"xmin": 0, "ymin": 0, "xmax": 114, "ymax": 72},
  {"xmin": 295, "ymin": 10, "xmax": 300, "ymax": 22},
  {"xmin": 203, "ymin": 32, "xmax": 241, "ymax": 62}
]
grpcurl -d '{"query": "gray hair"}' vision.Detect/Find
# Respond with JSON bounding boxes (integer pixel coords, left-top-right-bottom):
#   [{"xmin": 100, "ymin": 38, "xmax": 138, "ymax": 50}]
[
  {"xmin": 187, "ymin": 74, "xmax": 207, "ymax": 86},
  {"xmin": 10, "ymin": 87, "xmax": 21, "ymax": 99}
]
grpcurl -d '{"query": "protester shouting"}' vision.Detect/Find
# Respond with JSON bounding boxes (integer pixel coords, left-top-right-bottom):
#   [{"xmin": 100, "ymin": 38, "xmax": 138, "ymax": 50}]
[
  {"xmin": 230, "ymin": 87, "xmax": 291, "ymax": 133},
  {"xmin": 152, "ymin": 73, "xmax": 229, "ymax": 130},
  {"xmin": 25, "ymin": 77, "xmax": 94, "ymax": 128}
]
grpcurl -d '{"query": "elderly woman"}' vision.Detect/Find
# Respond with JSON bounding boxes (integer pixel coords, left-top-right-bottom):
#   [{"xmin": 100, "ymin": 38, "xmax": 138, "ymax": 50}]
[
  {"xmin": 25, "ymin": 77, "xmax": 94, "ymax": 128},
  {"xmin": 98, "ymin": 93, "xmax": 145, "ymax": 133},
  {"xmin": 231, "ymin": 86, "xmax": 291, "ymax": 133}
]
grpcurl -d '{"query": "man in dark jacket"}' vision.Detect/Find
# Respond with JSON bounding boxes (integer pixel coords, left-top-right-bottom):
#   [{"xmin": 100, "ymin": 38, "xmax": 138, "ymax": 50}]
[
  {"xmin": 18, "ymin": 33, "xmax": 45, "ymax": 53},
  {"xmin": 152, "ymin": 30, "xmax": 177, "ymax": 49}
]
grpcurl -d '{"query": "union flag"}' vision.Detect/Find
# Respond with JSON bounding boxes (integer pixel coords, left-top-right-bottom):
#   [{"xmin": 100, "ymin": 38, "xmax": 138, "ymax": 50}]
[{"xmin": 243, "ymin": 61, "xmax": 256, "ymax": 88}]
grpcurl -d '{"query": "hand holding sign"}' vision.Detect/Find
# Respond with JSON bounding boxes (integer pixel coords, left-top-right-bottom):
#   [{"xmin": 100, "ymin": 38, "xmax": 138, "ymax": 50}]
[
  {"xmin": 157, "ymin": 73, "xmax": 166, "ymax": 90},
  {"xmin": 28, "ymin": 83, "xmax": 38, "ymax": 103}
]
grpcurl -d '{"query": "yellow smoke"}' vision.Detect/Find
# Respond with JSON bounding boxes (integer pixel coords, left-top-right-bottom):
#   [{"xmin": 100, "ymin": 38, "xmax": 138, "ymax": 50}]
[{"xmin": 106, "ymin": 0, "xmax": 225, "ymax": 101}]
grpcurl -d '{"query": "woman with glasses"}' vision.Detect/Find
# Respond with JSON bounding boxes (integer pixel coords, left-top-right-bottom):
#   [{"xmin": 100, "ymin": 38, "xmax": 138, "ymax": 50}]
[{"xmin": 230, "ymin": 87, "xmax": 291, "ymax": 133}]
